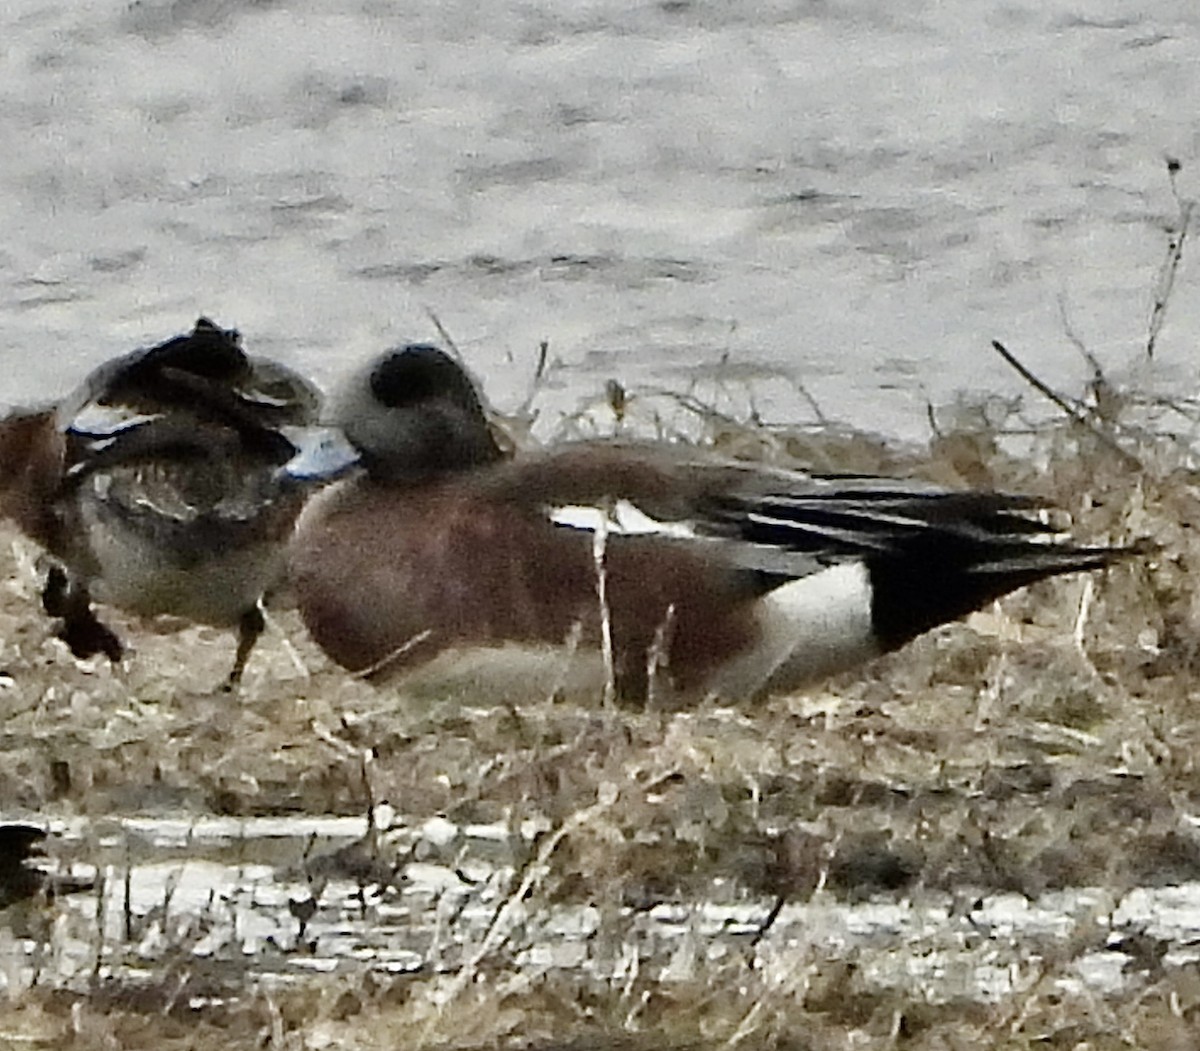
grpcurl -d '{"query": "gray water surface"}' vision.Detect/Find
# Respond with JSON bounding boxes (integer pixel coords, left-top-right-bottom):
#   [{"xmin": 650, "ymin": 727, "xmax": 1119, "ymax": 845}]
[{"xmin": 2, "ymin": 0, "xmax": 1199, "ymax": 437}]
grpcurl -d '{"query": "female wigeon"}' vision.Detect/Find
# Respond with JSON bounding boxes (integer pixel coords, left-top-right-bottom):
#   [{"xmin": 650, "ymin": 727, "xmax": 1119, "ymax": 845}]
[
  {"xmin": 288, "ymin": 344, "xmax": 1130, "ymax": 703},
  {"xmin": 0, "ymin": 318, "xmax": 344, "ymax": 688}
]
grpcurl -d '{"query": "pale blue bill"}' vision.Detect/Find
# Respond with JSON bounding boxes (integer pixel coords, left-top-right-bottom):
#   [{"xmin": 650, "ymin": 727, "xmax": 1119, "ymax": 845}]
[{"xmin": 279, "ymin": 425, "xmax": 361, "ymax": 481}]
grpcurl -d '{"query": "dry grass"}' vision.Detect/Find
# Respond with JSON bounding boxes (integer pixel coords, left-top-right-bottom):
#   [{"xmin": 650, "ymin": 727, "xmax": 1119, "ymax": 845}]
[{"xmin": 3, "ymin": 343, "xmax": 1200, "ymax": 1048}]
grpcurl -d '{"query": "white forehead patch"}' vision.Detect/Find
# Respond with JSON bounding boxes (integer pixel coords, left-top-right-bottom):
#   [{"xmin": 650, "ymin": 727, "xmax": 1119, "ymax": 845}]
[{"xmin": 548, "ymin": 499, "xmax": 698, "ymax": 539}]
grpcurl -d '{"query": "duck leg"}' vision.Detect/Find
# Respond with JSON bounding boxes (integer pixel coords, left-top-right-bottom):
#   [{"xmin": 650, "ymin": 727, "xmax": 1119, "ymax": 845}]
[
  {"xmin": 226, "ymin": 602, "xmax": 266, "ymax": 690},
  {"xmin": 41, "ymin": 566, "xmax": 124, "ymax": 664}
]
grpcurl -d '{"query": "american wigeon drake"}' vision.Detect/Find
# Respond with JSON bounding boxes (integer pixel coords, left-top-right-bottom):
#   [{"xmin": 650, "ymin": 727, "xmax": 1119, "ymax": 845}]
[
  {"xmin": 288, "ymin": 344, "xmax": 1131, "ymax": 702},
  {"xmin": 0, "ymin": 318, "xmax": 340, "ymax": 688}
]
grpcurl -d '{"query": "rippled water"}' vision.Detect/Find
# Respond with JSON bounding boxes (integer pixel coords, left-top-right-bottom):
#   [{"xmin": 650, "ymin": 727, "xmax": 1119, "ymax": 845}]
[{"xmin": 3, "ymin": 0, "xmax": 1199, "ymax": 437}]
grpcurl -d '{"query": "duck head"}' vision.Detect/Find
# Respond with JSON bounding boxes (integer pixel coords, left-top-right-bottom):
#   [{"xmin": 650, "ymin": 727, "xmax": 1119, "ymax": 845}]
[{"xmin": 331, "ymin": 343, "xmax": 504, "ymax": 484}]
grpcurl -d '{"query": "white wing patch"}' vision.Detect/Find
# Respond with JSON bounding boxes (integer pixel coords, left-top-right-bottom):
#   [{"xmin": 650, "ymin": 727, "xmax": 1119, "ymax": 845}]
[
  {"xmin": 549, "ymin": 499, "xmax": 699, "ymax": 539},
  {"xmin": 66, "ymin": 403, "xmax": 164, "ymax": 438},
  {"xmin": 63, "ymin": 405, "xmax": 167, "ymax": 473}
]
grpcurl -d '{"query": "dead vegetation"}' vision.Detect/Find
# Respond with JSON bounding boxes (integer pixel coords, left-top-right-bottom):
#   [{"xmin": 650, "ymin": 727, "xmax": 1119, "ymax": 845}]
[
  {"xmin": 0, "ymin": 187, "xmax": 1197, "ymax": 1049},
  {"xmin": 0, "ymin": 372, "xmax": 1195, "ymax": 1049}
]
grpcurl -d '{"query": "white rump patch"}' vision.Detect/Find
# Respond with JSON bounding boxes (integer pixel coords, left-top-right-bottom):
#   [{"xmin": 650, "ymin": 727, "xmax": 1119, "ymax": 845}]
[
  {"xmin": 707, "ymin": 561, "xmax": 881, "ymax": 698},
  {"xmin": 549, "ymin": 499, "xmax": 698, "ymax": 539}
]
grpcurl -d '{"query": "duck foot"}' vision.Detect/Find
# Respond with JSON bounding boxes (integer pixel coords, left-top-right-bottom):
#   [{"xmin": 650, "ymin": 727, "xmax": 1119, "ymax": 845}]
[{"xmin": 42, "ymin": 566, "xmax": 124, "ymax": 664}]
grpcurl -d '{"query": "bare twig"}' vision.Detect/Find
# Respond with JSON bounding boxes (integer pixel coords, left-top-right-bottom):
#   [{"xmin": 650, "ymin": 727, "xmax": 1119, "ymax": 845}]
[
  {"xmin": 749, "ymin": 893, "xmax": 786, "ymax": 948},
  {"xmin": 920, "ymin": 387, "xmax": 942, "ymax": 439},
  {"xmin": 423, "ymin": 786, "xmax": 618, "ymax": 1034},
  {"xmin": 123, "ymin": 851, "xmax": 134, "ymax": 944},
  {"xmin": 512, "ymin": 340, "xmax": 551, "ymax": 428},
  {"xmin": 592, "ymin": 507, "xmax": 616, "ymax": 708},
  {"xmin": 423, "ymin": 308, "xmax": 463, "ymax": 360},
  {"xmin": 605, "ymin": 378, "xmax": 628, "ymax": 425},
  {"xmin": 645, "ymin": 602, "xmax": 676, "ymax": 711},
  {"xmin": 1056, "ymin": 294, "xmax": 1106, "ymax": 391},
  {"xmin": 533, "ymin": 339, "xmax": 550, "ymax": 384},
  {"xmin": 990, "ymin": 340, "xmax": 1085, "ymax": 422},
  {"xmin": 1073, "ymin": 575, "xmax": 1095, "ymax": 654},
  {"xmin": 989, "ymin": 340, "xmax": 1141, "ymax": 468},
  {"xmin": 91, "ymin": 866, "xmax": 109, "ymax": 986},
  {"xmin": 261, "ymin": 608, "xmax": 310, "ymax": 678},
  {"xmin": 1147, "ymin": 159, "xmax": 1193, "ymax": 359},
  {"xmin": 791, "ymin": 380, "xmax": 830, "ymax": 427},
  {"xmin": 638, "ymin": 385, "xmax": 756, "ymax": 431},
  {"xmin": 351, "ymin": 629, "xmax": 432, "ymax": 680}
]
